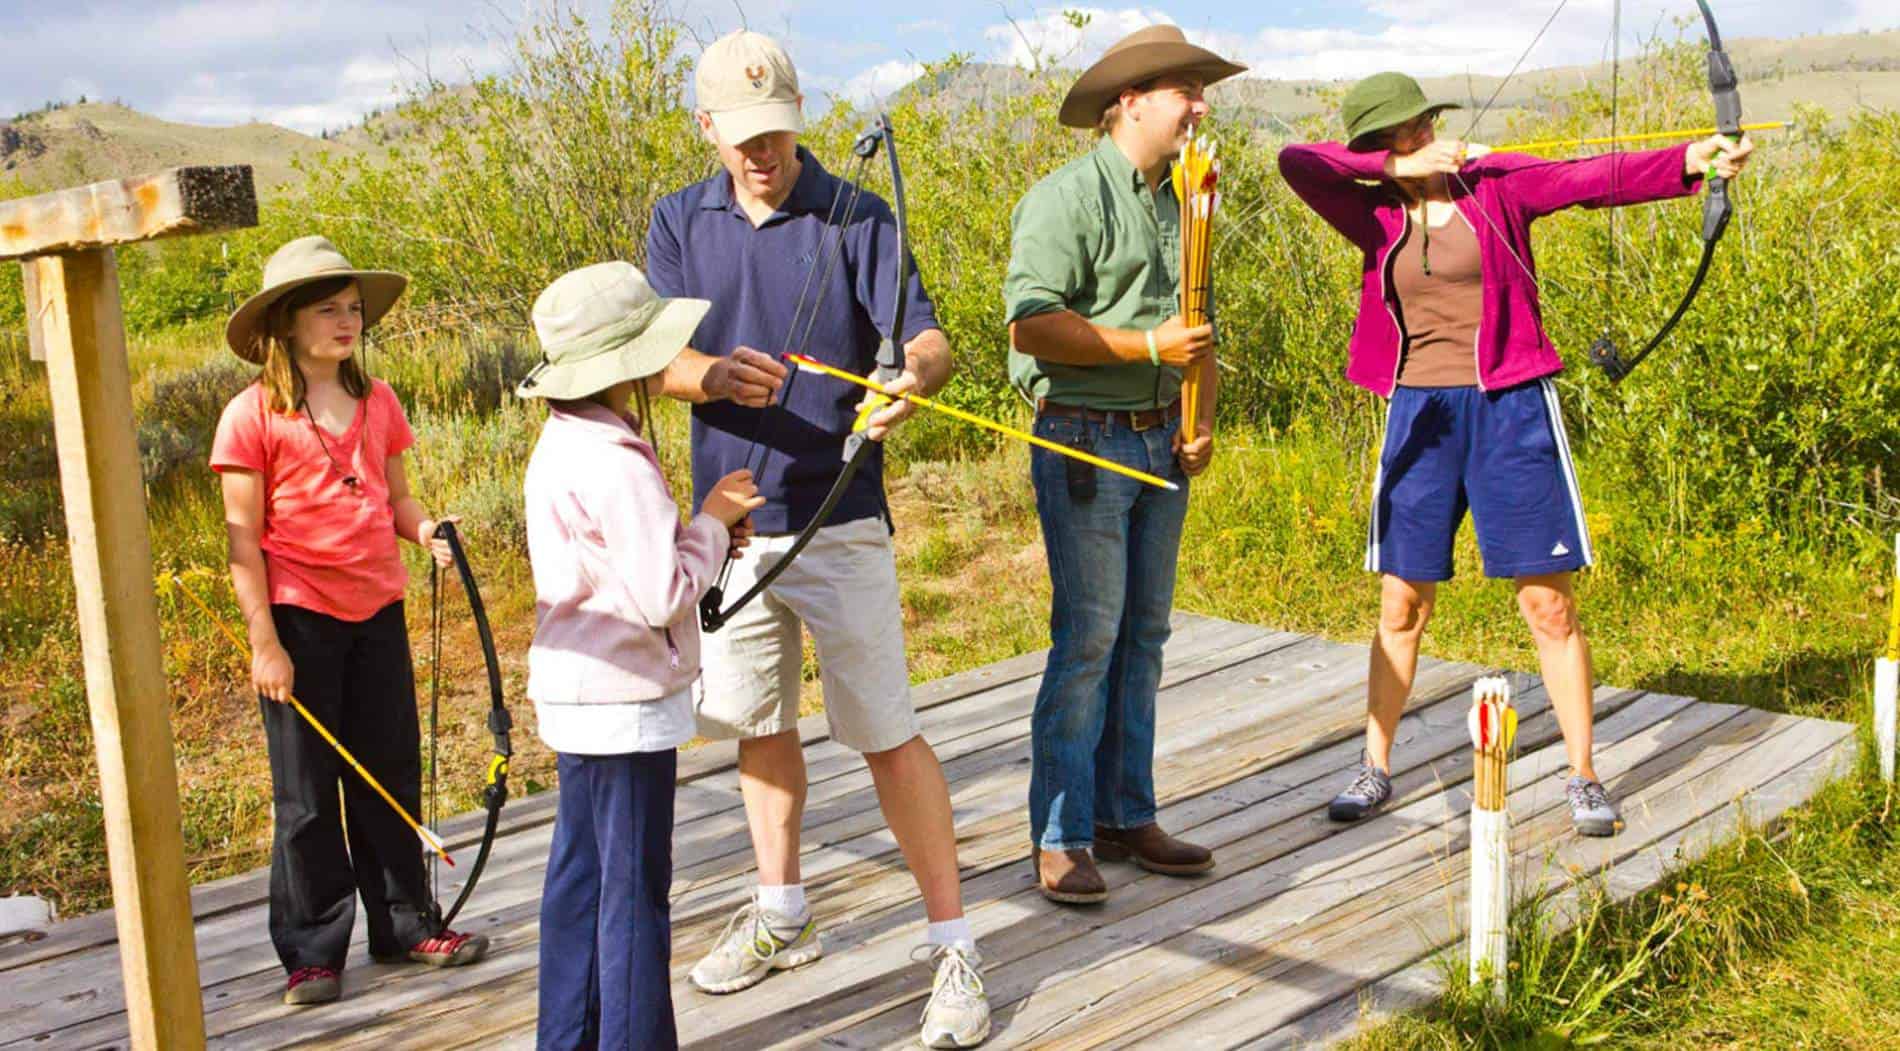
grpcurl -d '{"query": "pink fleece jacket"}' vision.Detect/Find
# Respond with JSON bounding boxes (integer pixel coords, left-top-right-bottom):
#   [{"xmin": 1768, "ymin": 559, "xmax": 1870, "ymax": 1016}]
[
  {"xmin": 1276, "ymin": 141, "xmax": 1705, "ymax": 395},
  {"xmin": 523, "ymin": 400, "xmax": 730, "ymax": 705}
]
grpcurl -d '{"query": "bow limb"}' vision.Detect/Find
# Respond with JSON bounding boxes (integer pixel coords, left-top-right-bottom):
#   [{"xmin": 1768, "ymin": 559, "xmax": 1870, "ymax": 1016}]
[
  {"xmin": 427, "ymin": 521, "xmax": 513, "ymax": 934},
  {"xmin": 1587, "ymin": 0, "xmax": 1742, "ymax": 381}
]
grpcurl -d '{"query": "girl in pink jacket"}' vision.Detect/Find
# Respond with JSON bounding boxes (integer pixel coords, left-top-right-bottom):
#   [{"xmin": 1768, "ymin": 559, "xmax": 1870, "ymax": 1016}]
[
  {"xmin": 516, "ymin": 261, "xmax": 761, "ymax": 1051},
  {"xmin": 1277, "ymin": 72, "xmax": 1752, "ymax": 838}
]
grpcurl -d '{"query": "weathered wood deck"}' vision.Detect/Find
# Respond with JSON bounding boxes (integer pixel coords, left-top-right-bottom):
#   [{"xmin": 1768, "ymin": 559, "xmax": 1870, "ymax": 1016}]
[{"xmin": 0, "ymin": 614, "xmax": 1857, "ymax": 1049}]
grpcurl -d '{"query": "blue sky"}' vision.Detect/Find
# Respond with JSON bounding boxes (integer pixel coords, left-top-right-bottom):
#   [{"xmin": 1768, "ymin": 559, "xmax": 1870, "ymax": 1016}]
[{"xmin": 0, "ymin": 1, "xmax": 1893, "ymax": 134}]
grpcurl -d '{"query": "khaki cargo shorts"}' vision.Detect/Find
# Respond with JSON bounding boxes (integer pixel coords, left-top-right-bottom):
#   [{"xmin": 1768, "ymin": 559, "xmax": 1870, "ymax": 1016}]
[{"xmin": 694, "ymin": 515, "xmax": 919, "ymax": 754}]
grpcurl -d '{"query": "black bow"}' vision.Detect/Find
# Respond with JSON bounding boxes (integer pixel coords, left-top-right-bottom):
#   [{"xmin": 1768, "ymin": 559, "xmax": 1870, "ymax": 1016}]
[
  {"xmin": 1449, "ymin": 0, "xmax": 1744, "ymax": 385},
  {"xmin": 699, "ymin": 114, "xmax": 912, "ymax": 633},
  {"xmin": 1587, "ymin": 0, "xmax": 1742, "ymax": 381},
  {"xmin": 425, "ymin": 520, "xmax": 513, "ymax": 935}
]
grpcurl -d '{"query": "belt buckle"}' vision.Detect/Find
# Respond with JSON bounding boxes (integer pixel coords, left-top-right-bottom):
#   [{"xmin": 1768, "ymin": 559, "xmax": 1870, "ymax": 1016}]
[{"xmin": 1129, "ymin": 408, "xmax": 1157, "ymax": 432}]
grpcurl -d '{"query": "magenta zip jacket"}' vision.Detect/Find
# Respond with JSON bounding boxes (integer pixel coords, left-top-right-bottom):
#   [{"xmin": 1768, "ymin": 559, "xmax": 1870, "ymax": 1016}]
[{"xmin": 1276, "ymin": 141, "xmax": 1705, "ymax": 395}]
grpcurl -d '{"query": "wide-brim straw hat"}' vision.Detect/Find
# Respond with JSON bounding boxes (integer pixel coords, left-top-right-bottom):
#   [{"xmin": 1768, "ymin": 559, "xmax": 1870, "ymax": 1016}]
[
  {"xmin": 515, "ymin": 261, "xmax": 710, "ymax": 402},
  {"xmin": 224, "ymin": 235, "xmax": 407, "ymax": 363},
  {"xmin": 1059, "ymin": 24, "xmax": 1248, "ymax": 129}
]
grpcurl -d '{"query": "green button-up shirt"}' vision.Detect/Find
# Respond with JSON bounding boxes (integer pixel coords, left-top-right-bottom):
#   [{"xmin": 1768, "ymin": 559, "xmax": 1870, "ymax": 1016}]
[{"xmin": 1004, "ymin": 136, "xmax": 1181, "ymax": 411}]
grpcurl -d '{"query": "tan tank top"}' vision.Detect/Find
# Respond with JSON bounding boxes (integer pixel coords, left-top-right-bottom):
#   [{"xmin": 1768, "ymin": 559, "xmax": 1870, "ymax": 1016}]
[{"xmin": 1390, "ymin": 207, "xmax": 1482, "ymax": 388}]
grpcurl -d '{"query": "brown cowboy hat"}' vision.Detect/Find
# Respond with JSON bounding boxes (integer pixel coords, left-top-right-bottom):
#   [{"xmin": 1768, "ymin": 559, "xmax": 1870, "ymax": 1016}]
[{"xmin": 1059, "ymin": 24, "xmax": 1248, "ymax": 129}]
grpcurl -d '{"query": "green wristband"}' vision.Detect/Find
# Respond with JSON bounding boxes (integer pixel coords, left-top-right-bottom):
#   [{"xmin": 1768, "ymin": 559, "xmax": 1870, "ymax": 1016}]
[{"xmin": 1145, "ymin": 328, "xmax": 1160, "ymax": 367}]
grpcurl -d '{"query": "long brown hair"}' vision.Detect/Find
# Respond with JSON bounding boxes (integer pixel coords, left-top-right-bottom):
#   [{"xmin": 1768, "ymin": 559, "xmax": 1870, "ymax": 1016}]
[{"xmin": 255, "ymin": 276, "xmax": 371, "ymax": 413}]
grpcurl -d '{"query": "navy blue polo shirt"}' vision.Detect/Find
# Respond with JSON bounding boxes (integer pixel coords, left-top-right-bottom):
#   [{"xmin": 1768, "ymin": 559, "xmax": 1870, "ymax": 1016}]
[{"xmin": 646, "ymin": 146, "xmax": 939, "ymax": 534}]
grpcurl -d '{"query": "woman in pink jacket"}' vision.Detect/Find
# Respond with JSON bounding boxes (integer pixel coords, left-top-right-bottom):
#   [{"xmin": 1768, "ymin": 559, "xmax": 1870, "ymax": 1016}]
[
  {"xmin": 1277, "ymin": 72, "xmax": 1752, "ymax": 836},
  {"xmin": 516, "ymin": 261, "xmax": 762, "ymax": 1051}
]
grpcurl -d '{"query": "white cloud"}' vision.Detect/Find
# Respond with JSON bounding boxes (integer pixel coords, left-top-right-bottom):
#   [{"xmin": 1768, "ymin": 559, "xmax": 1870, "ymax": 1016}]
[
  {"xmin": 972, "ymin": 1, "xmax": 1890, "ymax": 84},
  {"xmin": 837, "ymin": 59, "xmax": 928, "ymax": 108},
  {"xmin": 983, "ymin": 6, "xmax": 1172, "ymax": 70}
]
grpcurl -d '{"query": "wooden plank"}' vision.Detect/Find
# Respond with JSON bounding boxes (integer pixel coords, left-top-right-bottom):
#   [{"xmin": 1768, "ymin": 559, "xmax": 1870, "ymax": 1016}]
[
  {"xmin": 1251, "ymin": 723, "xmax": 1857, "ymax": 1050},
  {"xmin": 168, "ymin": 633, "xmax": 1353, "ymax": 1048},
  {"xmin": 1017, "ymin": 710, "xmax": 1842, "ymax": 1050},
  {"xmin": 660, "ymin": 683, "xmax": 1661, "ymax": 1051},
  {"xmin": 823, "ymin": 695, "xmax": 1744, "ymax": 1049},
  {"xmin": 0, "ymin": 614, "xmax": 1230, "ymax": 976},
  {"xmin": 665, "ymin": 631, "xmax": 1328, "ymax": 921},
  {"xmin": 0, "ymin": 166, "xmax": 255, "ymax": 261},
  {"xmin": 21, "ymin": 259, "xmax": 47, "ymax": 361},
  {"xmin": 5, "ymin": 619, "xmax": 1283, "ymax": 1045},
  {"xmin": 35, "ymin": 246, "xmax": 205, "ymax": 1050}
]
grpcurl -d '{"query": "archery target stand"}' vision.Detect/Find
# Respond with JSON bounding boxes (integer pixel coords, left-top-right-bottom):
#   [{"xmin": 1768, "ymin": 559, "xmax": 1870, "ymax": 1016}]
[{"xmin": 4, "ymin": 166, "xmax": 258, "ymax": 1051}]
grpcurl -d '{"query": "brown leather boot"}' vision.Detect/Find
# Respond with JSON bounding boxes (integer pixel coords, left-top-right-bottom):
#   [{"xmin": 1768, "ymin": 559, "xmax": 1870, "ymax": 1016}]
[
  {"xmin": 1093, "ymin": 823, "xmax": 1215, "ymax": 875},
  {"xmin": 1033, "ymin": 846, "xmax": 1108, "ymax": 904}
]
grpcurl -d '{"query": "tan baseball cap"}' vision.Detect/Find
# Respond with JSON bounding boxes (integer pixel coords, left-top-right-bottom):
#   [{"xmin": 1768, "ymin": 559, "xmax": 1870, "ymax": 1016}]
[{"xmin": 695, "ymin": 30, "xmax": 805, "ymax": 145}]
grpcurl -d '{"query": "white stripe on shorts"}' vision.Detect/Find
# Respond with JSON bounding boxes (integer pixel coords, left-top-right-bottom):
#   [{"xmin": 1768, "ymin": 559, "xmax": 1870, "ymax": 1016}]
[
  {"xmin": 1364, "ymin": 398, "xmax": 1394, "ymax": 573},
  {"xmin": 1537, "ymin": 377, "xmax": 1594, "ymax": 566}
]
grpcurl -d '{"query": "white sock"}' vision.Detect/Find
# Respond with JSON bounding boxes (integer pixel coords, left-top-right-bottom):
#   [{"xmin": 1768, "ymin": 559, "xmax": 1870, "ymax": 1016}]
[
  {"xmin": 756, "ymin": 883, "xmax": 807, "ymax": 919},
  {"xmin": 926, "ymin": 917, "xmax": 976, "ymax": 952}
]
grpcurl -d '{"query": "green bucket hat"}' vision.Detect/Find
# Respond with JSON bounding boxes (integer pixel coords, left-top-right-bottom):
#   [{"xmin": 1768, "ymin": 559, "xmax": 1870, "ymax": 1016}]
[
  {"xmin": 1341, "ymin": 72, "xmax": 1461, "ymax": 148},
  {"xmin": 515, "ymin": 262, "xmax": 710, "ymax": 401}
]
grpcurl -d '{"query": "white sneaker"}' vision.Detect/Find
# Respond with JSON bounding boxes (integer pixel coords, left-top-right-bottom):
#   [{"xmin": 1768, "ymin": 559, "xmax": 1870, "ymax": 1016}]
[
  {"xmin": 916, "ymin": 944, "xmax": 991, "ymax": 1048},
  {"xmin": 689, "ymin": 898, "xmax": 823, "ymax": 994}
]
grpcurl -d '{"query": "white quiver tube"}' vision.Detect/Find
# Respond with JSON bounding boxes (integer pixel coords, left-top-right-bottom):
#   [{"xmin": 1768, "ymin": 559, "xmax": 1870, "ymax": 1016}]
[
  {"xmin": 1876, "ymin": 534, "xmax": 1898, "ymax": 784},
  {"xmin": 1467, "ymin": 675, "xmax": 1516, "ymax": 1002}
]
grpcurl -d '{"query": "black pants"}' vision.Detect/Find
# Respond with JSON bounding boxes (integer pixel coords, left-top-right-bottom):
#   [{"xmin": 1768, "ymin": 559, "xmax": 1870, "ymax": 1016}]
[{"xmin": 262, "ymin": 600, "xmax": 433, "ymax": 971}]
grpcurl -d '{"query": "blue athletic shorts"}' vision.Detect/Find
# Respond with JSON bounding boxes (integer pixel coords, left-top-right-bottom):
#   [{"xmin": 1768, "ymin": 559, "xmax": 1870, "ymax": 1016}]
[{"xmin": 1364, "ymin": 378, "xmax": 1593, "ymax": 581}]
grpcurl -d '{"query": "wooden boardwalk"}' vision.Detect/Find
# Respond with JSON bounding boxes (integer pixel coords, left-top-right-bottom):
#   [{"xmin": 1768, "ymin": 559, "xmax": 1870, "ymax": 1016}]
[{"xmin": 0, "ymin": 614, "xmax": 1857, "ymax": 1049}]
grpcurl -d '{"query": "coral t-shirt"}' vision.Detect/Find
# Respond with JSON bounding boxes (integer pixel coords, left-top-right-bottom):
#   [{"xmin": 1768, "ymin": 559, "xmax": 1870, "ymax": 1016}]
[{"xmin": 210, "ymin": 379, "xmax": 416, "ymax": 622}]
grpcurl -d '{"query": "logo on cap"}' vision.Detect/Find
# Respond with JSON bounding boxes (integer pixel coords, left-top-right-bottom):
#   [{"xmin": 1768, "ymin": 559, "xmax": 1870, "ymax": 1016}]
[{"xmin": 745, "ymin": 64, "xmax": 766, "ymax": 88}]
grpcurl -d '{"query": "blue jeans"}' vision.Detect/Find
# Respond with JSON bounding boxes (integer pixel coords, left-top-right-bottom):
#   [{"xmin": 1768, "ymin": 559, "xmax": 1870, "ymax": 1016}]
[
  {"xmin": 537, "ymin": 750, "xmax": 678, "ymax": 1051},
  {"xmin": 1027, "ymin": 412, "xmax": 1189, "ymax": 851}
]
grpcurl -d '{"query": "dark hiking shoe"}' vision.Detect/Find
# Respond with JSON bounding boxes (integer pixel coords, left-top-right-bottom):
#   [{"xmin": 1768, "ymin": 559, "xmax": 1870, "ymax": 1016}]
[
  {"xmin": 1328, "ymin": 752, "xmax": 1393, "ymax": 822},
  {"xmin": 1566, "ymin": 776, "xmax": 1623, "ymax": 837}
]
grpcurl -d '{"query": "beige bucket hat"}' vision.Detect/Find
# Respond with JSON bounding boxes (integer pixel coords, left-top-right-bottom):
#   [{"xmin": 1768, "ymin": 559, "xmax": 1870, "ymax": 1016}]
[
  {"xmin": 224, "ymin": 235, "xmax": 407, "ymax": 362},
  {"xmin": 515, "ymin": 262, "xmax": 710, "ymax": 402},
  {"xmin": 1059, "ymin": 24, "xmax": 1247, "ymax": 129},
  {"xmin": 696, "ymin": 30, "xmax": 805, "ymax": 145}
]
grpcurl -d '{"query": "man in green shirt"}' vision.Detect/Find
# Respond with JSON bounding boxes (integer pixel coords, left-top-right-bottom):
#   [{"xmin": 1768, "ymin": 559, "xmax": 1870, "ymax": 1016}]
[{"xmin": 1004, "ymin": 24, "xmax": 1242, "ymax": 904}]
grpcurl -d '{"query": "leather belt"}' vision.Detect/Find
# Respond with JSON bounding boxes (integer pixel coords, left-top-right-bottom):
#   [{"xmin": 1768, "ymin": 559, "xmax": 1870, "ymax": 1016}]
[{"xmin": 1036, "ymin": 399, "xmax": 1182, "ymax": 432}]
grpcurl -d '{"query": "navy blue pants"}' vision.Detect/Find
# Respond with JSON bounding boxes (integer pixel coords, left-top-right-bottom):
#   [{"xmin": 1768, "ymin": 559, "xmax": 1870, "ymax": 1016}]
[{"xmin": 537, "ymin": 750, "xmax": 679, "ymax": 1051}]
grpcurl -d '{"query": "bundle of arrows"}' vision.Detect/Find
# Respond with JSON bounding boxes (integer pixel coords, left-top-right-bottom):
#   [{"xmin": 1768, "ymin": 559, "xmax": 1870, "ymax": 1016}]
[
  {"xmin": 1467, "ymin": 674, "xmax": 1517, "ymax": 999},
  {"xmin": 1876, "ymin": 532, "xmax": 1899, "ymax": 784},
  {"xmin": 1171, "ymin": 132, "xmax": 1220, "ymax": 439}
]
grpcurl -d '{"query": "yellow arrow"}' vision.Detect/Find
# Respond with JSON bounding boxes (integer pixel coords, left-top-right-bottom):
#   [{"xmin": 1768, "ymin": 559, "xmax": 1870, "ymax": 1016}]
[
  {"xmin": 1497, "ymin": 120, "xmax": 1789, "ymax": 153},
  {"xmin": 785, "ymin": 353, "xmax": 1180, "ymax": 492},
  {"xmin": 167, "ymin": 574, "xmax": 455, "ymax": 866}
]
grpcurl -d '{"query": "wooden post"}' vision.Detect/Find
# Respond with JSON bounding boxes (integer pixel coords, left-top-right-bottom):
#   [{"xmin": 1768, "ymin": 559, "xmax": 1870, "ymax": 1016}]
[
  {"xmin": 1467, "ymin": 675, "xmax": 1514, "ymax": 1005},
  {"xmin": 4, "ymin": 166, "xmax": 256, "ymax": 1051},
  {"xmin": 1877, "ymin": 533, "xmax": 1898, "ymax": 784}
]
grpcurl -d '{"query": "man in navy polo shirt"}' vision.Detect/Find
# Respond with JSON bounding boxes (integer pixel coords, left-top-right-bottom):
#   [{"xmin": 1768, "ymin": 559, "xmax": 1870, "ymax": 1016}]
[{"xmin": 647, "ymin": 29, "xmax": 990, "ymax": 1050}]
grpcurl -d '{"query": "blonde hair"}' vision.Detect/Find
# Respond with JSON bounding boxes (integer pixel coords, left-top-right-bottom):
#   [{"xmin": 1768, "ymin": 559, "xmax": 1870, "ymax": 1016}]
[{"xmin": 253, "ymin": 276, "xmax": 371, "ymax": 413}]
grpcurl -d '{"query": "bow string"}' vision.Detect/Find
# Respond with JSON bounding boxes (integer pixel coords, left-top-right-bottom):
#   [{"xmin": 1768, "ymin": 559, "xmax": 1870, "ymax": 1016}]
[
  {"xmin": 425, "ymin": 520, "xmax": 513, "ymax": 935},
  {"xmin": 1447, "ymin": 0, "xmax": 1743, "ymax": 383},
  {"xmin": 699, "ymin": 114, "xmax": 911, "ymax": 633}
]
